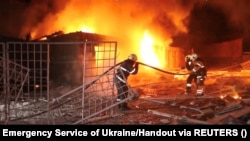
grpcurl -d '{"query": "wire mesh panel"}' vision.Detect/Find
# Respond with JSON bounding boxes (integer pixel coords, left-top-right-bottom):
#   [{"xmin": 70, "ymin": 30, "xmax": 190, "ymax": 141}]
[
  {"xmin": 76, "ymin": 41, "xmax": 118, "ymax": 124},
  {"xmin": 0, "ymin": 43, "xmax": 5, "ymax": 99},
  {"xmin": 0, "ymin": 42, "xmax": 49, "ymax": 124},
  {"xmin": 0, "ymin": 41, "xmax": 125, "ymax": 124},
  {"xmin": 6, "ymin": 42, "xmax": 49, "ymax": 97},
  {"xmin": 0, "ymin": 43, "xmax": 6, "ymax": 123},
  {"xmin": 39, "ymin": 41, "xmax": 118, "ymax": 124}
]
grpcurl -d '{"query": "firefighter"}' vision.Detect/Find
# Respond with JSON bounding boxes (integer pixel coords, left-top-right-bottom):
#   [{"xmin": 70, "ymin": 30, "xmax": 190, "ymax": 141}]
[
  {"xmin": 185, "ymin": 53, "xmax": 207, "ymax": 96},
  {"xmin": 114, "ymin": 54, "xmax": 139, "ymax": 111},
  {"xmin": 185, "ymin": 54, "xmax": 197, "ymax": 94}
]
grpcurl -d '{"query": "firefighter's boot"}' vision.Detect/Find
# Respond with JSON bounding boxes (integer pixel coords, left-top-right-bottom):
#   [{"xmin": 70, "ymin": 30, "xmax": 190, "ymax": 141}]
[
  {"xmin": 185, "ymin": 86, "xmax": 192, "ymax": 94},
  {"xmin": 120, "ymin": 103, "xmax": 130, "ymax": 111}
]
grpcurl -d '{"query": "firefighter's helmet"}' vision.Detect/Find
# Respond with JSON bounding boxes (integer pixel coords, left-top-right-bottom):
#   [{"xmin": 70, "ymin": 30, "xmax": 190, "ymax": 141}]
[
  {"xmin": 185, "ymin": 55, "xmax": 192, "ymax": 60},
  {"xmin": 191, "ymin": 53, "xmax": 198, "ymax": 60},
  {"xmin": 128, "ymin": 54, "xmax": 137, "ymax": 62},
  {"xmin": 185, "ymin": 55, "xmax": 191, "ymax": 62}
]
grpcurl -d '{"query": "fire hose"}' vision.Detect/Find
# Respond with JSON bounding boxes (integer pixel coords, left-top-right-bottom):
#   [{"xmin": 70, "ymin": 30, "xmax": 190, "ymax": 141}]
[
  {"xmin": 85, "ymin": 61, "xmax": 189, "ymax": 90},
  {"xmin": 137, "ymin": 62, "xmax": 190, "ymax": 75},
  {"xmin": 18, "ymin": 61, "xmax": 188, "ymax": 120}
]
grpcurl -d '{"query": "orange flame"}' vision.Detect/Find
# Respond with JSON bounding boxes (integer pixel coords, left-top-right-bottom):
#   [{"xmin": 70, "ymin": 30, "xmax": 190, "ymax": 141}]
[
  {"xmin": 140, "ymin": 30, "xmax": 161, "ymax": 68},
  {"xmin": 138, "ymin": 30, "xmax": 174, "ymax": 70},
  {"xmin": 81, "ymin": 26, "xmax": 94, "ymax": 33}
]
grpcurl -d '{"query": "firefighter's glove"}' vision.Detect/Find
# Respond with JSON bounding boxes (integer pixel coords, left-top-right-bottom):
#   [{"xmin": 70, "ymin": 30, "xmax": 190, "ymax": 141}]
[{"xmin": 191, "ymin": 70, "xmax": 197, "ymax": 75}]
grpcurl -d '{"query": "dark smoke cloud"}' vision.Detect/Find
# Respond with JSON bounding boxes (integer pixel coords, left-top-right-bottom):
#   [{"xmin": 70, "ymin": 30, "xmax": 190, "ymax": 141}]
[
  {"xmin": 172, "ymin": 0, "xmax": 250, "ymax": 52},
  {"xmin": 0, "ymin": 0, "xmax": 67, "ymax": 38},
  {"xmin": 0, "ymin": 0, "xmax": 196, "ymax": 39},
  {"xmin": 186, "ymin": 2, "xmax": 243, "ymax": 44},
  {"xmin": 0, "ymin": 0, "xmax": 250, "ymax": 52}
]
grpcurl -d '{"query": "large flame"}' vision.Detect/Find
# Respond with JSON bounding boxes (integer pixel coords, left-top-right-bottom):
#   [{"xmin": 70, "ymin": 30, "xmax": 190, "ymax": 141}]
[
  {"xmin": 80, "ymin": 26, "xmax": 94, "ymax": 33},
  {"xmin": 139, "ymin": 30, "xmax": 161, "ymax": 68},
  {"xmin": 30, "ymin": 0, "xmax": 188, "ymax": 71}
]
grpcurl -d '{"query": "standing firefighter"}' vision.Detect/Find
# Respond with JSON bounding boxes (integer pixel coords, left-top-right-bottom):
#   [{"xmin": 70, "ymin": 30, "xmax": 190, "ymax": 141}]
[
  {"xmin": 185, "ymin": 53, "xmax": 207, "ymax": 96},
  {"xmin": 185, "ymin": 54, "xmax": 196, "ymax": 93},
  {"xmin": 114, "ymin": 54, "xmax": 139, "ymax": 111}
]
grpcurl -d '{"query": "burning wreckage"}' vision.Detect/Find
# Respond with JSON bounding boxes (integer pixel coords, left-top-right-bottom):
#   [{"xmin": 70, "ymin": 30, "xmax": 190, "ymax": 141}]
[{"xmin": 0, "ymin": 31, "xmax": 250, "ymax": 125}]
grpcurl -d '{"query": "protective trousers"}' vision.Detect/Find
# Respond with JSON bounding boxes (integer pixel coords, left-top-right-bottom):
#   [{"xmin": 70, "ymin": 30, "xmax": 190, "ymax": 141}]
[
  {"xmin": 196, "ymin": 75, "xmax": 205, "ymax": 95},
  {"xmin": 186, "ymin": 73, "xmax": 197, "ymax": 93},
  {"xmin": 114, "ymin": 77, "xmax": 129, "ymax": 110},
  {"xmin": 195, "ymin": 68, "xmax": 207, "ymax": 96}
]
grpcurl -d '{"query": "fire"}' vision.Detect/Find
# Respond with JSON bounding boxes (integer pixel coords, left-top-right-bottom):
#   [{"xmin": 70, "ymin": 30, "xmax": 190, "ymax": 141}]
[
  {"xmin": 219, "ymin": 92, "xmax": 241, "ymax": 100},
  {"xmin": 28, "ymin": 0, "xmax": 187, "ymax": 72},
  {"xmin": 140, "ymin": 30, "xmax": 159, "ymax": 67},
  {"xmin": 139, "ymin": 30, "xmax": 166, "ymax": 69},
  {"xmin": 81, "ymin": 26, "xmax": 94, "ymax": 33}
]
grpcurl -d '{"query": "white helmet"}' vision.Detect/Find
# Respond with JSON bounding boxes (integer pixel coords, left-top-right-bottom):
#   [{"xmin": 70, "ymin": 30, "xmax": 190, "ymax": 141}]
[
  {"xmin": 128, "ymin": 54, "xmax": 137, "ymax": 61},
  {"xmin": 191, "ymin": 53, "xmax": 198, "ymax": 60},
  {"xmin": 185, "ymin": 55, "xmax": 192, "ymax": 59},
  {"xmin": 185, "ymin": 55, "xmax": 192, "ymax": 62}
]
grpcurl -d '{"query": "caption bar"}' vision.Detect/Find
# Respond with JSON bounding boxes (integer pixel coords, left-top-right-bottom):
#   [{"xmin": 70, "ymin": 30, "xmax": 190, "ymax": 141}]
[{"xmin": 1, "ymin": 128, "xmax": 249, "ymax": 138}]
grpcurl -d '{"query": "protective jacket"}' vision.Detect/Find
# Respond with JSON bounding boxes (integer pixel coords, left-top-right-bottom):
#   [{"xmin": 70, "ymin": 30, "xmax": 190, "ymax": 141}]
[
  {"xmin": 116, "ymin": 59, "xmax": 138, "ymax": 83},
  {"xmin": 185, "ymin": 55, "xmax": 194, "ymax": 71},
  {"xmin": 192, "ymin": 57, "xmax": 207, "ymax": 77}
]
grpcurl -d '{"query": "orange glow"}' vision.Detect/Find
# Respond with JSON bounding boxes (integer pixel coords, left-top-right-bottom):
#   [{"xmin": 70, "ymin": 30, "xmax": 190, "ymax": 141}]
[
  {"xmin": 231, "ymin": 92, "xmax": 241, "ymax": 100},
  {"xmin": 138, "ymin": 30, "xmax": 170, "ymax": 69},
  {"xmin": 140, "ymin": 30, "xmax": 160, "ymax": 68},
  {"xmin": 81, "ymin": 26, "xmax": 94, "ymax": 33},
  {"xmin": 220, "ymin": 93, "xmax": 241, "ymax": 100},
  {"xmin": 220, "ymin": 95, "xmax": 227, "ymax": 99},
  {"xmin": 94, "ymin": 46, "xmax": 103, "ymax": 67},
  {"xmin": 232, "ymin": 95, "xmax": 241, "ymax": 99},
  {"xmin": 94, "ymin": 46, "xmax": 112, "ymax": 75},
  {"xmin": 30, "ymin": 0, "xmax": 188, "ymax": 71}
]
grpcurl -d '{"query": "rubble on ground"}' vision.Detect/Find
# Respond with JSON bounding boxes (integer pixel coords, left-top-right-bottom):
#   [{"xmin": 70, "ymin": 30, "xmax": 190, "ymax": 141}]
[{"xmin": 87, "ymin": 67, "xmax": 250, "ymax": 125}]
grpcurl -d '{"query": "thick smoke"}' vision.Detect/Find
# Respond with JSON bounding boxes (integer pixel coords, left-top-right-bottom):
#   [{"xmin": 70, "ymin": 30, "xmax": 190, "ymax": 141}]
[
  {"xmin": 0, "ymin": 0, "xmax": 68, "ymax": 38},
  {"xmin": 0, "ymin": 0, "xmax": 193, "ymax": 39},
  {"xmin": 182, "ymin": 0, "xmax": 250, "ymax": 51},
  {"xmin": 0, "ymin": 0, "xmax": 250, "ymax": 51}
]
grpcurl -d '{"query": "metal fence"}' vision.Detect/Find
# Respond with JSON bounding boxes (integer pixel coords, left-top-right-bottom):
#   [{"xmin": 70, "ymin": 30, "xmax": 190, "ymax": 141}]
[{"xmin": 0, "ymin": 41, "xmax": 135, "ymax": 124}]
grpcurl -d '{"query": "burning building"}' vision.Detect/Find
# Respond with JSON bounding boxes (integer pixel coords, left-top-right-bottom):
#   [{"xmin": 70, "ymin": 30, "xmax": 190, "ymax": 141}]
[
  {"xmin": 38, "ymin": 31, "xmax": 113, "ymax": 88},
  {"xmin": 2, "ymin": 0, "xmax": 250, "ymax": 71},
  {"xmin": 1, "ymin": 0, "xmax": 250, "ymax": 125}
]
